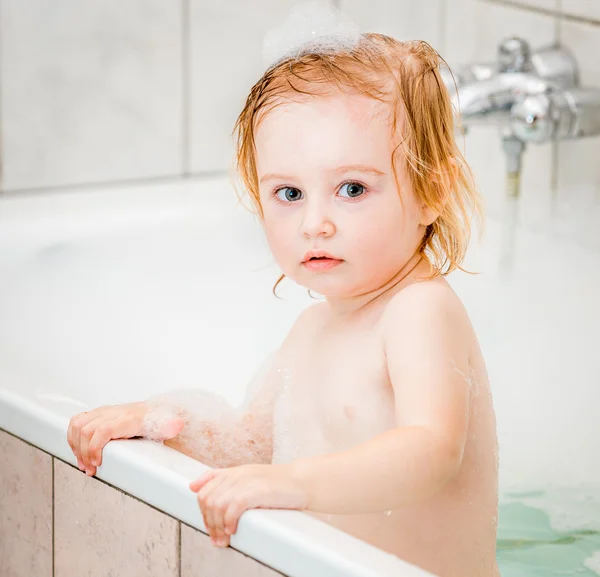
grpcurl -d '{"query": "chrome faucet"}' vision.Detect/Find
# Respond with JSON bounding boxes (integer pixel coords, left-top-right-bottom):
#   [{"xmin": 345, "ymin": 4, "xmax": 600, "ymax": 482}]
[
  {"xmin": 511, "ymin": 85, "xmax": 600, "ymax": 143},
  {"xmin": 443, "ymin": 37, "xmax": 600, "ymax": 198},
  {"xmin": 446, "ymin": 38, "xmax": 578, "ymax": 127}
]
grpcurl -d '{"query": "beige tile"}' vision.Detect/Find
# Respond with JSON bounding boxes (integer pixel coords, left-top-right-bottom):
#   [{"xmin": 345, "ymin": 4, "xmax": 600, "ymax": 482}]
[
  {"xmin": 0, "ymin": 430, "xmax": 52, "ymax": 577},
  {"xmin": 181, "ymin": 523, "xmax": 284, "ymax": 577},
  {"xmin": 558, "ymin": 0, "xmax": 600, "ymax": 21},
  {"xmin": 555, "ymin": 18, "xmax": 600, "ymax": 248},
  {"xmin": 1, "ymin": 0, "xmax": 183, "ymax": 191},
  {"xmin": 54, "ymin": 459, "xmax": 179, "ymax": 577},
  {"xmin": 340, "ymin": 0, "xmax": 444, "ymax": 50},
  {"xmin": 445, "ymin": 0, "xmax": 557, "ymax": 67},
  {"xmin": 188, "ymin": 0, "xmax": 298, "ymax": 174}
]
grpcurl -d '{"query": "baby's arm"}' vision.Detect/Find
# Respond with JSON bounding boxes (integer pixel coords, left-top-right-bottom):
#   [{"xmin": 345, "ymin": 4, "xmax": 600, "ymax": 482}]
[
  {"xmin": 156, "ymin": 352, "xmax": 280, "ymax": 468},
  {"xmin": 293, "ymin": 283, "xmax": 472, "ymax": 513}
]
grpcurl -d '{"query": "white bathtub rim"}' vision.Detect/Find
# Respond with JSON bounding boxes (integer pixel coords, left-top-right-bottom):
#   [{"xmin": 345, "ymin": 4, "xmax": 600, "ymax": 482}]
[{"xmin": 0, "ymin": 381, "xmax": 435, "ymax": 577}]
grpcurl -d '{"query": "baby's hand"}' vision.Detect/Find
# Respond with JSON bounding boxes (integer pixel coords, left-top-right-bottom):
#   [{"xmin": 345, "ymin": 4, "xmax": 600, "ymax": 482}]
[
  {"xmin": 189, "ymin": 463, "xmax": 308, "ymax": 547},
  {"xmin": 67, "ymin": 402, "xmax": 185, "ymax": 476}
]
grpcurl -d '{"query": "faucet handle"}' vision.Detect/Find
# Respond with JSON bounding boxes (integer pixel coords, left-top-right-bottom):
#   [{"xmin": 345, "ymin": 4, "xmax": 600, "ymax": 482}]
[
  {"xmin": 531, "ymin": 44, "xmax": 579, "ymax": 88},
  {"xmin": 510, "ymin": 86, "xmax": 600, "ymax": 142},
  {"xmin": 498, "ymin": 37, "xmax": 532, "ymax": 73},
  {"xmin": 497, "ymin": 36, "xmax": 578, "ymax": 87},
  {"xmin": 441, "ymin": 38, "xmax": 577, "ymax": 101}
]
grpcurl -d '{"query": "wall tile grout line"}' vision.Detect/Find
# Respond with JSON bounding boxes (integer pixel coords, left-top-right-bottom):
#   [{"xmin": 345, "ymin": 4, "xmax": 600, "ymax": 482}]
[
  {"xmin": 52, "ymin": 457, "xmax": 55, "ymax": 577},
  {"xmin": 484, "ymin": 0, "xmax": 600, "ymax": 27},
  {"xmin": 550, "ymin": 1, "xmax": 561, "ymax": 208},
  {"xmin": 439, "ymin": 0, "xmax": 448, "ymax": 56},
  {"xmin": 181, "ymin": 0, "xmax": 191, "ymax": 178},
  {"xmin": 178, "ymin": 521, "xmax": 182, "ymax": 577}
]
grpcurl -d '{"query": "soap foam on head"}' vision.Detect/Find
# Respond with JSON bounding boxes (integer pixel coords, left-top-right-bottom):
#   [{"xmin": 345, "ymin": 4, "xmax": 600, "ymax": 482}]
[{"xmin": 262, "ymin": 0, "xmax": 362, "ymax": 71}]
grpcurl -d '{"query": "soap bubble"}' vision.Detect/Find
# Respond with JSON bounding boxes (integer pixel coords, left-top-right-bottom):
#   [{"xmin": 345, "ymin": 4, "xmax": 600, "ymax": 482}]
[
  {"xmin": 140, "ymin": 353, "xmax": 280, "ymax": 468},
  {"xmin": 262, "ymin": 0, "xmax": 362, "ymax": 71}
]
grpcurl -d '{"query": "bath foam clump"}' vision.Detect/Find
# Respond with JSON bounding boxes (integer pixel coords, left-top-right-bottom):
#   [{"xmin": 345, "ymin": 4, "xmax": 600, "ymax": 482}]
[
  {"xmin": 140, "ymin": 356, "xmax": 280, "ymax": 468},
  {"xmin": 140, "ymin": 389, "xmax": 233, "ymax": 442},
  {"xmin": 262, "ymin": 0, "xmax": 362, "ymax": 71},
  {"xmin": 584, "ymin": 551, "xmax": 600, "ymax": 576}
]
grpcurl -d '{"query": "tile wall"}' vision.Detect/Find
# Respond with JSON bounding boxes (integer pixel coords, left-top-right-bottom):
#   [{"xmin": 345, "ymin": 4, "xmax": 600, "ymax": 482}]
[
  {"xmin": 0, "ymin": 0, "xmax": 598, "ymax": 236},
  {"xmin": 0, "ymin": 429, "xmax": 282, "ymax": 577}
]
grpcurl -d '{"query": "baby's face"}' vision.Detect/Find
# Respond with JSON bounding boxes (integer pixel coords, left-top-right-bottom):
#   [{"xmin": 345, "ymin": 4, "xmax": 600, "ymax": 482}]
[{"xmin": 254, "ymin": 91, "xmax": 429, "ymax": 298}]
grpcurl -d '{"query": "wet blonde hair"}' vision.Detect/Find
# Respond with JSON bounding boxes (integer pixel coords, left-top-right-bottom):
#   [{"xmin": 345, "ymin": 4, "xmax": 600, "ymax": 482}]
[{"xmin": 231, "ymin": 33, "xmax": 482, "ymax": 284}]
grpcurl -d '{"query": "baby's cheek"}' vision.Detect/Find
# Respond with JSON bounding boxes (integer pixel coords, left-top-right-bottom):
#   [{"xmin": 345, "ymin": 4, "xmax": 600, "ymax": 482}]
[{"xmin": 265, "ymin": 226, "xmax": 298, "ymax": 269}]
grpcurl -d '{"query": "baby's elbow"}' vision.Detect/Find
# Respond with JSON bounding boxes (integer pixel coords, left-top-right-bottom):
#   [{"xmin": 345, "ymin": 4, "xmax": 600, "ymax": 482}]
[
  {"xmin": 437, "ymin": 436, "xmax": 465, "ymax": 484},
  {"xmin": 421, "ymin": 427, "xmax": 465, "ymax": 489}
]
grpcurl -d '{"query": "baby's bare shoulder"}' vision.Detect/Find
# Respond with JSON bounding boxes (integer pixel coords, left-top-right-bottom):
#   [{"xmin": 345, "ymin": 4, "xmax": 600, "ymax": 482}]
[
  {"xmin": 379, "ymin": 278, "xmax": 476, "ymax": 383},
  {"xmin": 380, "ymin": 277, "xmax": 471, "ymax": 336}
]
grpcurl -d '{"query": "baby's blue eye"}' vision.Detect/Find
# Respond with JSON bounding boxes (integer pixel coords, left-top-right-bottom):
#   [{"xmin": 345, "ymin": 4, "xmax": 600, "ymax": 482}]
[
  {"xmin": 339, "ymin": 182, "xmax": 365, "ymax": 198},
  {"xmin": 275, "ymin": 187, "xmax": 303, "ymax": 202}
]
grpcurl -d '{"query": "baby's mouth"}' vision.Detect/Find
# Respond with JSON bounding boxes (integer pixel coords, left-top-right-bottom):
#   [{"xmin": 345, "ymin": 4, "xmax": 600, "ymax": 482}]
[
  {"xmin": 302, "ymin": 254, "xmax": 344, "ymax": 270},
  {"xmin": 302, "ymin": 250, "xmax": 343, "ymax": 263}
]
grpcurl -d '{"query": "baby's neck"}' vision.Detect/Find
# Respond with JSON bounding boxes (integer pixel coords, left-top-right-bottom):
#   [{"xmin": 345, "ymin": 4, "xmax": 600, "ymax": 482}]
[{"xmin": 325, "ymin": 252, "xmax": 430, "ymax": 317}]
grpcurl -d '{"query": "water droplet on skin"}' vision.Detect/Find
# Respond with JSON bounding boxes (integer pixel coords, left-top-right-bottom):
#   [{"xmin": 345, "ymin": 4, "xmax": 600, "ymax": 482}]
[{"xmin": 385, "ymin": 510, "xmax": 393, "ymax": 516}]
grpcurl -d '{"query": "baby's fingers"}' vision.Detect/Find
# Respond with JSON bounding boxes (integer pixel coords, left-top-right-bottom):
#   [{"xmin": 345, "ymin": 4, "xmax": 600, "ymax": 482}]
[
  {"xmin": 190, "ymin": 470, "xmax": 216, "ymax": 493},
  {"xmin": 87, "ymin": 418, "xmax": 124, "ymax": 469},
  {"xmin": 79, "ymin": 418, "xmax": 105, "ymax": 473},
  {"xmin": 224, "ymin": 494, "xmax": 249, "ymax": 537},
  {"xmin": 67, "ymin": 410, "xmax": 97, "ymax": 455},
  {"xmin": 196, "ymin": 473, "xmax": 231, "ymax": 546}
]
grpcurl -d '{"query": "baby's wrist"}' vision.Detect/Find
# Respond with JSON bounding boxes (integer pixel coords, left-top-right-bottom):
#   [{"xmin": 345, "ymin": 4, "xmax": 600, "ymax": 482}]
[{"xmin": 289, "ymin": 457, "xmax": 316, "ymax": 510}]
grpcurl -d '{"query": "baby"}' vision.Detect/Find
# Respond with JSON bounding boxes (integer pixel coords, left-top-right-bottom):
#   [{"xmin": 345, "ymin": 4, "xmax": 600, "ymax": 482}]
[{"xmin": 67, "ymin": 13, "xmax": 499, "ymax": 577}]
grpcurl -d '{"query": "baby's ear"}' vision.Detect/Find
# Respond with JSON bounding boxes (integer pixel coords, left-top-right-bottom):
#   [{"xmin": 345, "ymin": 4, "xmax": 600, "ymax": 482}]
[
  {"xmin": 419, "ymin": 203, "xmax": 440, "ymax": 227},
  {"xmin": 419, "ymin": 157, "xmax": 458, "ymax": 226}
]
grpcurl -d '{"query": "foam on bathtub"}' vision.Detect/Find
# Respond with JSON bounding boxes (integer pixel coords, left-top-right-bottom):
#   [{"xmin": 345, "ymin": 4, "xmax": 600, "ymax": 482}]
[
  {"xmin": 141, "ymin": 389, "xmax": 232, "ymax": 441},
  {"xmin": 140, "ymin": 385, "xmax": 275, "ymax": 468}
]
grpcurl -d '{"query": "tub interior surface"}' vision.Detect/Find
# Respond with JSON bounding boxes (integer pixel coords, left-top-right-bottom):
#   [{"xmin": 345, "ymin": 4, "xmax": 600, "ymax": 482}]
[
  {"xmin": 1, "ymin": 177, "xmax": 599, "ymax": 575},
  {"xmin": 0, "ymin": 180, "xmax": 597, "ymax": 486},
  {"xmin": 0, "ymin": 193, "xmax": 312, "ymax": 412}
]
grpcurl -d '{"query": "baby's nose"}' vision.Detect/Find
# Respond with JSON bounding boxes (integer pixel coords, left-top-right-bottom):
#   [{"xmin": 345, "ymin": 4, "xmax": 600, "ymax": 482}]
[{"xmin": 301, "ymin": 204, "xmax": 336, "ymax": 238}]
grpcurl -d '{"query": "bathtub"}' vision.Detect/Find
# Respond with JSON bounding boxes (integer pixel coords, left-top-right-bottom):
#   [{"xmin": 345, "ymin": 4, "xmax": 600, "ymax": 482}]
[
  {"xmin": 0, "ymin": 175, "xmax": 435, "ymax": 577},
  {"xmin": 0, "ymin": 174, "xmax": 599, "ymax": 576}
]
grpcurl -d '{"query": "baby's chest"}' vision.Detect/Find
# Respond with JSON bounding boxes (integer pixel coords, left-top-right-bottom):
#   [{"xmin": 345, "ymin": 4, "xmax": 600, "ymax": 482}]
[{"xmin": 273, "ymin": 330, "xmax": 396, "ymax": 453}]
